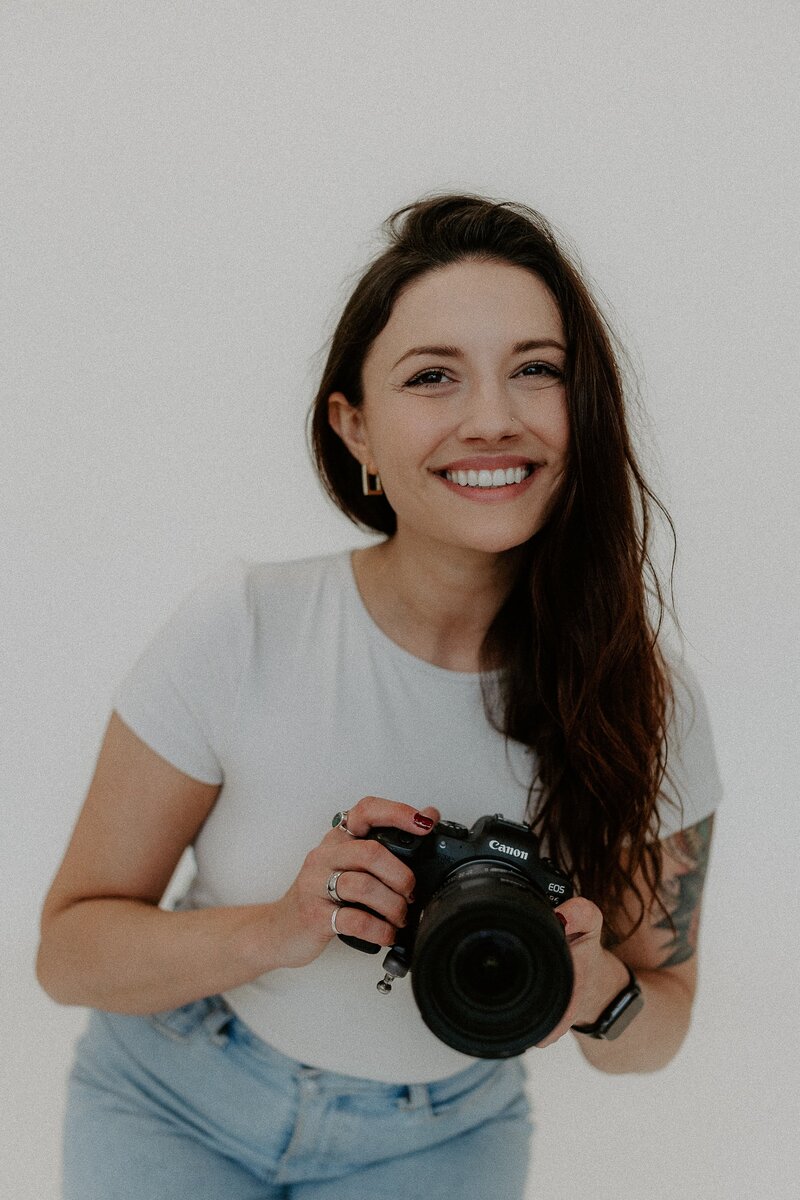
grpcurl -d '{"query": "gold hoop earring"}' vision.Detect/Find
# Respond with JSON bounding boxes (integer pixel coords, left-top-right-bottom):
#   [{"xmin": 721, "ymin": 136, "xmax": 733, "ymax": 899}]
[{"xmin": 361, "ymin": 464, "xmax": 383, "ymax": 496}]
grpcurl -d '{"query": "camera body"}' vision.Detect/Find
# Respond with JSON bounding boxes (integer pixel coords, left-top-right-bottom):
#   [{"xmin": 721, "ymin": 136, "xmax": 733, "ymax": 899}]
[
  {"xmin": 339, "ymin": 813, "xmax": 572, "ymax": 963},
  {"xmin": 338, "ymin": 814, "xmax": 575, "ymax": 1058}
]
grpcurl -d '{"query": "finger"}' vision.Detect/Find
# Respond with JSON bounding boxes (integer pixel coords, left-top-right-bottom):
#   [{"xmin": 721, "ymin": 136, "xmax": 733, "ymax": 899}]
[
  {"xmin": 330, "ymin": 902, "xmax": 401, "ymax": 948},
  {"xmin": 327, "ymin": 837, "xmax": 417, "ymax": 900},
  {"xmin": 306, "ymin": 839, "xmax": 415, "ymax": 901},
  {"xmin": 333, "ymin": 870, "xmax": 409, "ymax": 929},
  {"xmin": 339, "ymin": 796, "xmax": 439, "ymax": 838},
  {"xmin": 553, "ymin": 896, "xmax": 604, "ymax": 944}
]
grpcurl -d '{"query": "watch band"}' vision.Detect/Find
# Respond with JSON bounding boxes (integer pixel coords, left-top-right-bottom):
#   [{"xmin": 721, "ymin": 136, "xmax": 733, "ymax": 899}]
[{"xmin": 571, "ymin": 964, "xmax": 644, "ymax": 1040}]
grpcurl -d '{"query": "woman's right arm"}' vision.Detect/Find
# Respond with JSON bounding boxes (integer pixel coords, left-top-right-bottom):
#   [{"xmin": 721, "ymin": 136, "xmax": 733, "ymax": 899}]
[{"xmin": 36, "ymin": 714, "xmax": 425, "ymax": 1015}]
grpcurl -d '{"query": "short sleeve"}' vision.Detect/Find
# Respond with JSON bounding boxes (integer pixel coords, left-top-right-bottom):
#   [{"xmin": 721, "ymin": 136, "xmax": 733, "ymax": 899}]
[
  {"xmin": 655, "ymin": 656, "xmax": 724, "ymax": 839},
  {"xmin": 111, "ymin": 558, "xmax": 252, "ymax": 784}
]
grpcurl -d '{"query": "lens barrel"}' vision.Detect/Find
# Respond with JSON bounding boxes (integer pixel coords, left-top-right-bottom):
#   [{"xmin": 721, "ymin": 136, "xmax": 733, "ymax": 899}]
[{"xmin": 410, "ymin": 863, "xmax": 573, "ymax": 1058}]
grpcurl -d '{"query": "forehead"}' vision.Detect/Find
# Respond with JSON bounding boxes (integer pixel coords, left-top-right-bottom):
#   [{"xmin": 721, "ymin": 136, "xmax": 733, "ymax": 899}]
[{"xmin": 366, "ymin": 258, "xmax": 565, "ymax": 373}]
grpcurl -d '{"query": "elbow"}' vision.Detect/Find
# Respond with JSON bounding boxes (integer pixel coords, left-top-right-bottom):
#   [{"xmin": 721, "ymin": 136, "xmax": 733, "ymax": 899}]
[
  {"xmin": 596, "ymin": 1030, "xmax": 691, "ymax": 1075},
  {"xmin": 582, "ymin": 1030, "xmax": 690, "ymax": 1076},
  {"xmin": 637, "ymin": 1022, "xmax": 693, "ymax": 1074},
  {"xmin": 35, "ymin": 908, "xmax": 84, "ymax": 1008},
  {"xmin": 35, "ymin": 938, "xmax": 63, "ymax": 1005},
  {"xmin": 35, "ymin": 930, "xmax": 71, "ymax": 1006},
  {"xmin": 578, "ymin": 980, "xmax": 695, "ymax": 1075}
]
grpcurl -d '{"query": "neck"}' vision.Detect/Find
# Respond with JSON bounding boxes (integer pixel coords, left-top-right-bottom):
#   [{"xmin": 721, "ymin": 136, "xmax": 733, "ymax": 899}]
[{"xmin": 352, "ymin": 532, "xmax": 519, "ymax": 672}]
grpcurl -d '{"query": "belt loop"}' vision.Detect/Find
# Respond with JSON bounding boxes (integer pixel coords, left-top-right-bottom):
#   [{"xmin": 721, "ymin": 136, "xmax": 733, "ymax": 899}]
[
  {"xmin": 203, "ymin": 997, "xmax": 234, "ymax": 1045},
  {"xmin": 401, "ymin": 1082, "xmax": 431, "ymax": 1112}
]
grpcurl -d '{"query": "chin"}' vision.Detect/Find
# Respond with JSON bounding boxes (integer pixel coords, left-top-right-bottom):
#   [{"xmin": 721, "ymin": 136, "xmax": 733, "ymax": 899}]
[
  {"xmin": 450, "ymin": 524, "xmax": 543, "ymax": 557},
  {"xmin": 393, "ymin": 504, "xmax": 550, "ymax": 558}
]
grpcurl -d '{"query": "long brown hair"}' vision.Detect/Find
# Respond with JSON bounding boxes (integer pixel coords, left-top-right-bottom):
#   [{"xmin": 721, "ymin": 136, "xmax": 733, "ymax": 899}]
[{"xmin": 308, "ymin": 193, "xmax": 678, "ymax": 940}]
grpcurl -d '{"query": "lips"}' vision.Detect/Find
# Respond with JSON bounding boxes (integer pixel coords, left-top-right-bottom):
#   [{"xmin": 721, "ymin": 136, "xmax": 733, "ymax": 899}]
[{"xmin": 435, "ymin": 455, "xmax": 536, "ymax": 473}]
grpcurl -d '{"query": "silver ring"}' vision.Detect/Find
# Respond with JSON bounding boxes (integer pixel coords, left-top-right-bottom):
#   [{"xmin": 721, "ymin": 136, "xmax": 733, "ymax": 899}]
[
  {"xmin": 331, "ymin": 905, "xmax": 342, "ymax": 935},
  {"xmin": 331, "ymin": 809, "xmax": 358, "ymax": 837},
  {"xmin": 326, "ymin": 870, "xmax": 344, "ymax": 903}
]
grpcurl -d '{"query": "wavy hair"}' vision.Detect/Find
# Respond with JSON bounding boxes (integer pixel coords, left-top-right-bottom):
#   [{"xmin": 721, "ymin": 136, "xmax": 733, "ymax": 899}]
[{"xmin": 308, "ymin": 193, "xmax": 678, "ymax": 940}]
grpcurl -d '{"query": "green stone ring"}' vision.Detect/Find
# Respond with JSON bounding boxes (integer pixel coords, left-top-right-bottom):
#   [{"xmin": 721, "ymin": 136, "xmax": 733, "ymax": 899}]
[{"xmin": 331, "ymin": 809, "xmax": 357, "ymax": 836}]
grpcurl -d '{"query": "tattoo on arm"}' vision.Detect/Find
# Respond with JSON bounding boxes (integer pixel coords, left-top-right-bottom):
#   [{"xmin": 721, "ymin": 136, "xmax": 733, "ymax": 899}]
[{"xmin": 654, "ymin": 814, "xmax": 715, "ymax": 967}]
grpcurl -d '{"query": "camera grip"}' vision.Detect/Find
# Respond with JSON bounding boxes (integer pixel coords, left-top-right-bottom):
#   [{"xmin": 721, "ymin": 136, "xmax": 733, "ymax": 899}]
[{"xmin": 336, "ymin": 901, "xmax": 383, "ymax": 954}]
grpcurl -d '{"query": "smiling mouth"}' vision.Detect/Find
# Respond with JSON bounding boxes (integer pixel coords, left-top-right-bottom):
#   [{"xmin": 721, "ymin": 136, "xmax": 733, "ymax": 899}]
[{"xmin": 439, "ymin": 465, "xmax": 535, "ymax": 489}]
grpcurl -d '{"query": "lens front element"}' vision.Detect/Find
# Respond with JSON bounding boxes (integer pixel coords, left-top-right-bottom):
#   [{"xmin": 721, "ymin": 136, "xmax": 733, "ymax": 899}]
[
  {"xmin": 411, "ymin": 865, "xmax": 573, "ymax": 1058},
  {"xmin": 450, "ymin": 929, "xmax": 534, "ymax": 1009}
]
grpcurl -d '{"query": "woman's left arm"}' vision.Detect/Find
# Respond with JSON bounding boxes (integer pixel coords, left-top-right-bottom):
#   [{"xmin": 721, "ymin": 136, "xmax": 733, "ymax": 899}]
[{"xmin": 539, "ymin": 813, "xmax": 715, "ymax": 1073}]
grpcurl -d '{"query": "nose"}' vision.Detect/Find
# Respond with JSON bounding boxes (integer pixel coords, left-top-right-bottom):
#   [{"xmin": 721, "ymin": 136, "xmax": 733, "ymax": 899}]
[{"xmin": 456, "ymin": 381, "xmax": 520, "ymax": 443}]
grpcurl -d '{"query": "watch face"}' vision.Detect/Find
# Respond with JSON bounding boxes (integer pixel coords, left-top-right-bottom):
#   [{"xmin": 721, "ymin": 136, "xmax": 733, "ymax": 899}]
[
  {"xmin": 572, "ymin": 968, "xmax": 643, "ymax": 1039},
  {"xmin": 600, "ymin": 988, "xmax": 644, "ymax": 1040}
]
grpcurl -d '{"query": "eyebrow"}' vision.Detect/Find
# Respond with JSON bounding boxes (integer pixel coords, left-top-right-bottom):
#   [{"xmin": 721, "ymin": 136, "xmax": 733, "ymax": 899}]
[{"xmin": 391, "ymin": 338, "xmax": 567, "ymax": 371}]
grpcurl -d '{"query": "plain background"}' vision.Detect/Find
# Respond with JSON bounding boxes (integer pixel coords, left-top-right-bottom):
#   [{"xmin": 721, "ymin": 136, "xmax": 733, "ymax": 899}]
[{"xmin": 3, "ymin": 3, "xmax": 798, "ymax": 1197}]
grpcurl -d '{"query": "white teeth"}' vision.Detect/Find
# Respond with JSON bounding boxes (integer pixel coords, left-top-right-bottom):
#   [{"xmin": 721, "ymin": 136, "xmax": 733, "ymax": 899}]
[{"xmin": 444, "ymin": 465, "xmax": 533, "ymax": 488}]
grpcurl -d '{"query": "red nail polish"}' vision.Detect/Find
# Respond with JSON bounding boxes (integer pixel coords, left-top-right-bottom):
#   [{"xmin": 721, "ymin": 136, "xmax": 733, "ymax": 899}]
[{"xmin": 413, "ymin": 813, "xmax": 435, "ymax": 830}]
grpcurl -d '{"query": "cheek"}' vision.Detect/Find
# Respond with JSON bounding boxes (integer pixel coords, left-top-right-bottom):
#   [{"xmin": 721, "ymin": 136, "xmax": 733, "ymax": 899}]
[
  {"xmin": 535, "ymin": 397, "xmax": 571, "ymax": 456},
  {"xmin": 370, "ymin": 410, "xmax": 442, "ymax": 468}
]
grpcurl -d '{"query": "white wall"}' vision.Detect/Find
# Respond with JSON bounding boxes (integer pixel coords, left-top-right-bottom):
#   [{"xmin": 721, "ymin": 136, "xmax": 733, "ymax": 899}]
[{"xmin": 3, "ymin": 3, "xmax": 798, "ymax": 1196}]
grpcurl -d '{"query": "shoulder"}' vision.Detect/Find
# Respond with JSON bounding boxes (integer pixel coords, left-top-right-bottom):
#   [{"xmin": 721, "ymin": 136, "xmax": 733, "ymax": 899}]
[
  {"xmin": 237, "ymin": 549, "xmax": 354, "ymax": 628},
  {"xmin": 118, "ymin": 550, "xmax": 354, "ymax": 681},
  {"xmin": 110, "ymin": 550, "xmax": 356, "ymax": 780},
  {"xmin": 184, "ymin": 549, "xmax": 353, "ymax": 626},
  {"xmin": 659, "ymin": 644, "xmax": 718, "ymax": 766},
  {"xmin": 662, "ymin": 649, "xmax": 706, "ymax": 726},
  {"xmin": 656, "ymin": 643, "xmax": 723, "ymax": 838},
  {"xmin": 244, "ymin": 548, "xmax": 352, "ymax": 593}
]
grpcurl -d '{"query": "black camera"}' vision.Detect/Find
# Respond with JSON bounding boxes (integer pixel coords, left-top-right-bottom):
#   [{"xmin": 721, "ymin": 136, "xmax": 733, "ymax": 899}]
[{"xmin": 337, "ymin": 814, "xmax": 574, "ymax": 1058}]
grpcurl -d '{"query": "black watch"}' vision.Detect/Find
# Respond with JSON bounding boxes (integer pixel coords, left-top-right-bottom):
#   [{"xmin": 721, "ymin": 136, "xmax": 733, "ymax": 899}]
[{"xmin": 571, "ymin": 964, "xmax": 644, "ymax": 1040}]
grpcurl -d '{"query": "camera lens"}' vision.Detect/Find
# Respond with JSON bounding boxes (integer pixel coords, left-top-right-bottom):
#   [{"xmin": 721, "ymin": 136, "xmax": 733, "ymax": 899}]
[
  {"xmin": 411, "ymin": 863, "xmax": 573, "ymax": 1058},
  {"xmin": 450, "ymin": 929, "xmax": 534, "ymax": 1009}
]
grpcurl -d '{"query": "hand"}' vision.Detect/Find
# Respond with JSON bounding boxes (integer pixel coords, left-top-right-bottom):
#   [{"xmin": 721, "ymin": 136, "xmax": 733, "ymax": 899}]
[
  {"xmin": 269, "ymin": 796, "xmax": 440, "ymax": 970},
  {"xmin": 534, "ymin": 897, "xmax": 631, "ymax": 1048}
]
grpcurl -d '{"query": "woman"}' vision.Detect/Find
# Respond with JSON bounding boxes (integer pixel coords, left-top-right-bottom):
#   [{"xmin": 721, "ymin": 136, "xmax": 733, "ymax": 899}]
[{"xmin": 37, "ymin": 193, "xmax": 721, "ymax": 1199}]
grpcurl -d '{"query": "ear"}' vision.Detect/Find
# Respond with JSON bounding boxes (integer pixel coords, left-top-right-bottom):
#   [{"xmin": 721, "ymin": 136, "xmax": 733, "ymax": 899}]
[{"xmin": 327, "ymin": 391, "xmax": 373, "ymax": 468}]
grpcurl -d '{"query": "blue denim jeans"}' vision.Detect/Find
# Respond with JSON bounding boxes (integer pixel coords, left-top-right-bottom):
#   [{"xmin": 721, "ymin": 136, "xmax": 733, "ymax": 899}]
[{"xmin": 63, "ymin": 994, "xmax": 533, "ymax": 1199}]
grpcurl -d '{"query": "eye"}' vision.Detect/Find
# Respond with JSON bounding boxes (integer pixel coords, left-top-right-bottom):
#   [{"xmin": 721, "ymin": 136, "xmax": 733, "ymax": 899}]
[
  {"xmin": 515, "ymin": 361, "xmax": 565, "ymax": 387},
  {"xmin": 403, "ymin": 362, "xmax": 565, "ymax": 390},
  {"xmin": 404, "ymin": 368, "xmax": 453, "ymax": 388}
]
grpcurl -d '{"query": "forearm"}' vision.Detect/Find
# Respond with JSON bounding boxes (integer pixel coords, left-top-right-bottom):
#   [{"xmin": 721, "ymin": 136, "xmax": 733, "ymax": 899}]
[
  {"xmin": 572, "ymin": 957, "xmax": 694, "ymax": 1074},
  {"xmin": 36, "ymin": 897, "xmax": 284, "ymax": 1014}
]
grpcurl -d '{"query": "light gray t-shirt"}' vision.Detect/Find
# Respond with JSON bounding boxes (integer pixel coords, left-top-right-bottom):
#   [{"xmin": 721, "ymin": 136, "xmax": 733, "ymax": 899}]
[{"xmin": 112, "ymin": 549, "xmax": 722, "ymax": 1082}]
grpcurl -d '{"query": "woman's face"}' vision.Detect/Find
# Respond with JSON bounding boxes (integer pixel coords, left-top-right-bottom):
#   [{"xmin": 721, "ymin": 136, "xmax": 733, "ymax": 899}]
[{"xmin": 328, "ymin": 258, "xmax": 570, "ymax": 559}]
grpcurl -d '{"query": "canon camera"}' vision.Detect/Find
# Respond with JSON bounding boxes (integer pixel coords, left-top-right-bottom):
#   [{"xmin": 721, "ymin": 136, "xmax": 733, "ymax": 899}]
[{"xmin": 337, "ymin": 813, "xmax": 574, "ymax": 1058}]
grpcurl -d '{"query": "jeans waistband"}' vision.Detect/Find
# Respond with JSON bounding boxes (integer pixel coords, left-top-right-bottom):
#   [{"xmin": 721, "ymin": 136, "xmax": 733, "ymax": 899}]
[{"xmin": 148, "ymin": 992, "xmax": 514, "ymax": 1106}]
